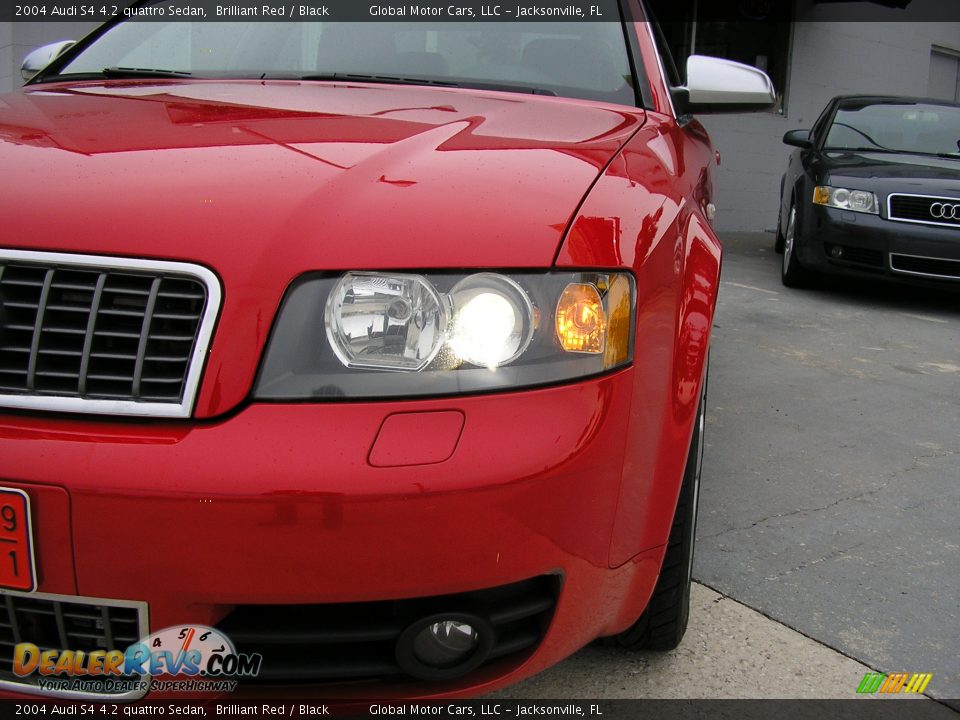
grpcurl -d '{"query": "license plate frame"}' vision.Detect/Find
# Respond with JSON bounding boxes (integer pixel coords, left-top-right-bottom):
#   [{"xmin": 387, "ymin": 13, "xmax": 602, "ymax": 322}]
[{"xmin": 0, "ymin": 488, "xmax": 36, "ymax": 592}]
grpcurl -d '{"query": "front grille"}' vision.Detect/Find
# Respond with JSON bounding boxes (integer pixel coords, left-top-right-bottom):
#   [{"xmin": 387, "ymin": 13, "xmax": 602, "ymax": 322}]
[
  {"xmin": 0, "ymin": 591, "xmax": 148, "ymax": 699},
  {"xmin": 888, "ymin": 194, "xmax": 960, "ymax": 228},
  {"xmin": 218, "ymin": 575, "xmax": 560, "ymax": 685},
  {"xmin": 890, "ymin": 253, "xmax": 960, "ymax": 279},
  {"xmin": 0, "ymin": 250, "xmax": 220, "ymax": 417}
]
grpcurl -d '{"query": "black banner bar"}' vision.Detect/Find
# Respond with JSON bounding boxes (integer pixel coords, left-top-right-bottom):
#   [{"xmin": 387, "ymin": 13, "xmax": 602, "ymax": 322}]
[
  {"xmin": 0, "ymin": 700, "xmax": 958, "ymax": 719},
  {"xmin": 5, "ymin": 0, "xmax": 960, "ymax": 22},
  {"xmin": 1, "ymin": 1, "xmax": 624, "ymax": 23}
]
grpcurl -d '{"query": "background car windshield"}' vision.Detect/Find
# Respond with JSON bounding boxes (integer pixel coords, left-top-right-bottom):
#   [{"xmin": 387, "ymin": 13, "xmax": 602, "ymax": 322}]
[
  {"xmin": 55, "ymin": 18, "xmax": 636, "ymax": 104},
  {"xmin": 824, "ymin": 101, "xmax": 960, "ymax": 156}
]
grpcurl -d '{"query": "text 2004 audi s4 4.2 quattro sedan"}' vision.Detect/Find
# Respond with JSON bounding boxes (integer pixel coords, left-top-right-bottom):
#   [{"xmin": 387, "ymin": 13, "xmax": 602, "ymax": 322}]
[{"xmin": 0, "ymin": 1, "xmax": 773, "ymax": 700}]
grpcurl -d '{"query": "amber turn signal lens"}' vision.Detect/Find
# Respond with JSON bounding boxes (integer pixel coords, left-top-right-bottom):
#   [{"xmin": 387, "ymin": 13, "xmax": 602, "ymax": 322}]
[
  {"xmin": 556, "ymin": 283, "xmax": 606, "ymax": 354},
  {"xmin": 812, "ymin": 186, "xmax": 831, "ymax": 205},
  {"xmin": 603, "ymin": 274, "xmax": 633, "ymax": 368}
]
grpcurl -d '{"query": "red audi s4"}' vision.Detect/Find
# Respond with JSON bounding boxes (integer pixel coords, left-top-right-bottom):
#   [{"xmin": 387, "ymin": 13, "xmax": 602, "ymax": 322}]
[{"xmin": 0, "ymin": 0, "xmax": 774, "ymax": 700}]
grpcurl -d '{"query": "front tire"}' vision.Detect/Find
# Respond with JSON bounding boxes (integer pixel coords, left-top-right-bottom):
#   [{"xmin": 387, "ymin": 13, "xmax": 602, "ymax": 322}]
[
  {"xmin": 775, "ymin": 183, "xmax": 786, "ymax": 254},
  {"xmin": 609, "ymin": 369, "xmax": 706, "ymax": 651},
  {"xmin": 773, "ymin": 209, "xmax": 786, "ymax": 255},
  {"xmin": 781, "ymin": 202, "xmax": 815, "ymax": 288}
]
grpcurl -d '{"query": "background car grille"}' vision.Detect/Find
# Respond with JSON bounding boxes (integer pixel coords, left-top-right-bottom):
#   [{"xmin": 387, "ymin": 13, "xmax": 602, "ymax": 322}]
[
  {"xmin": 0, "ymin": 253, "xmax": 215, "ymax": 415},
  {"xmin": 218, "ymin": 575, "xmax": 559, "ymax": 685},
  {"xmin": 888, "ymin": 194, "xmax": 960, "ymax": 227},
  {"xmin": 0, "ymin": 593, "xmax": 147, "ymax": 698},
  {"xmin": 890, "ymin": 253, "xmax": 960, "ymax": 279}
]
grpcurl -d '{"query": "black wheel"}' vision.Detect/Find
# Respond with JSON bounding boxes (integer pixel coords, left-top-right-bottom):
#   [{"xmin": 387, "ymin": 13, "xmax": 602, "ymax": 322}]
[
  {"xmin": 774, "ymin": 209, "xmax": 785, "ymax": 254},
  {"xmin": 775, "ymin": 183, "xmax": 785, "ymax": 254},
  {"xmin": 781, "ymin": 201, "xmax": 816, "ymax": 288},
  {"xmin": 609, "ymin": 368, "xmax": 706, "ymax": 651}
]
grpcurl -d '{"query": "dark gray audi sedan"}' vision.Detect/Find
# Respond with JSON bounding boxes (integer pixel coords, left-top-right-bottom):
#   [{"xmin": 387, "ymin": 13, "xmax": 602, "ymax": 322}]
[{"xmin": 776, "ymin": 95, "xmax": 960, "ymax": 288}]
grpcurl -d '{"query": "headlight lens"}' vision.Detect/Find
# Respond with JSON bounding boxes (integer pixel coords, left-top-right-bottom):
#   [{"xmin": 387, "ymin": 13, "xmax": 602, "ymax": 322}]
[
  {"xmin": 325, "ymin": 272, "xmax": 446, "ymax": 371},
  {"xmin": 255, "ymin": 270, "xmax": 635, "ymax": 399},
  {"xmin": 813, "ymin": 185, "xmax": 879, "ymax": 214},
  {"xmin": 447, "ymin": 273, "xmax": 534, "ymax": 370}
]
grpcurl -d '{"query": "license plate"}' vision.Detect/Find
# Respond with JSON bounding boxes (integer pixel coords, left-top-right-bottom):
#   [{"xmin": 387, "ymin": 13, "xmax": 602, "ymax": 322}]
[{"xmin": 0, "ymin": 488, "xmax": 36, "ymax": 592}]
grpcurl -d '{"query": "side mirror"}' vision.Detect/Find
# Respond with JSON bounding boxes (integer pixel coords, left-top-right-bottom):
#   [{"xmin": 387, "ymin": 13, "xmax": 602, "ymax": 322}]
[
  {"xmin": 21, "ymin": 41, "xmax": 76, "ymax": 82},
  {"xmin": 783, "ymin": 129, "xmax": 813, "ymax": 149},
  {"xmin": 672, "ymin": 55, "xmax": 776, "ymax": 115}
]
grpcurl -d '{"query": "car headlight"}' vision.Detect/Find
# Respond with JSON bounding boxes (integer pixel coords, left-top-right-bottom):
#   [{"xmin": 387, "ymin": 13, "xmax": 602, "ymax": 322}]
[
  {"xmin": 813, "ymin": 185, "xmax": 879, "ymax": 214},
  {"xmin": 255, "ymin": 270, "xmax": 635, "ymax": 399}
]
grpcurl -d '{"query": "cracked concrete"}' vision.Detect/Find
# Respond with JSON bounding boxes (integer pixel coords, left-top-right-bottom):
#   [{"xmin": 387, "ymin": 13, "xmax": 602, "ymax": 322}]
[
  {"xmin": 495, "ymin": 233, "xmax": 959, "ymax": 705},
  {"xmin": 696, "ymin": 233, "xmax": 960, "ymax": 700},
  {"xmin": 496, "ymin": 583, "xmax": 955, "ymax": 710}
]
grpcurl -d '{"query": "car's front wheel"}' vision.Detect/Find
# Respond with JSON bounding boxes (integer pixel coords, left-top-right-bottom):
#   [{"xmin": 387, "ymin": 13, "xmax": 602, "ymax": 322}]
[
  {"xmin": 608, "ymin": 367, "xmax": 706, "ymax": 651},
  {"xmin": 781, "ymin": 202, "xmax": 815, "ymax": 288},
  {"xmin": 775, "ymin": 182, "xmax": 786, "ymax": 254}
]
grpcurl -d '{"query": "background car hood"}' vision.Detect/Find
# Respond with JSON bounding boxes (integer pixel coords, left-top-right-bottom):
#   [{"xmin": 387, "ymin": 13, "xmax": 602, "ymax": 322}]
[
  {"xmin": 0, "ymin": 80, "xmax": 643, "ymax": 273},
  {"xmin": 817, "ymin": 150, "xmax": 960, "ymax": 196}
]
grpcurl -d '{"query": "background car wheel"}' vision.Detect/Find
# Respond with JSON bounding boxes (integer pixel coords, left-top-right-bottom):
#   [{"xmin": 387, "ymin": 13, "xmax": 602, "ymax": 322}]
[
  {"xmin": 774, "ymin": 183, "xmax": 785, "ymax": 254},
  {"xmin": 773, "ymin": 204, "xmax": 784, "ymax": 255},
  {"xmin": 608, "ymin": 367, "xmax": 707, "ymax": 652},
  {"xmin": 781, "ymin": 202, "xmax": 815, "ymax": 288}
]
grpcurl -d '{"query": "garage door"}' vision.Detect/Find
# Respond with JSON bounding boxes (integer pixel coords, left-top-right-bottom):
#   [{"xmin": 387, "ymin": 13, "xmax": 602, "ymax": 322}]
[{"xmin": 928, "ymin": 48, "xmax": 960, "ymax": 102}]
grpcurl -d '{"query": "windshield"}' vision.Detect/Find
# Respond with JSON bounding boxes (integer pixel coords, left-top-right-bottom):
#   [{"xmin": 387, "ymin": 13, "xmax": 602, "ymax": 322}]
[
  {"xmin": 49, "ymin": 14, "xmax": 637, "ymax": 105},
  {"xmin": 823, "ymin": 100, "xmax": 960, "ymax": 156}
]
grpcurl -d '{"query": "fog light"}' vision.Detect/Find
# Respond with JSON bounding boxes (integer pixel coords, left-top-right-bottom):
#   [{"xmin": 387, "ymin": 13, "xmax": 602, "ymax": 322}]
[
  {"xmin": 830, "ymin": 245, "xmax": 844, "ymax": 258},
  {"xmin": 395, "ymin": 612, "xmax": 495, "ymax": 681},
  {"xmin": 413, "ymin": 621, "xmax": 479, "ymax": 668}
]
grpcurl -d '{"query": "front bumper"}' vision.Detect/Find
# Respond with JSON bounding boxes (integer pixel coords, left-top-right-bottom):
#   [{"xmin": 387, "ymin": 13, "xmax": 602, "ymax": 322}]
[
  {"xmin": 797, "ymin": 205, "xmax": 960, "ymax": 283},
  {"xmin": 0, "ymin": 370, "xmax": 665, "ymax": 699}
]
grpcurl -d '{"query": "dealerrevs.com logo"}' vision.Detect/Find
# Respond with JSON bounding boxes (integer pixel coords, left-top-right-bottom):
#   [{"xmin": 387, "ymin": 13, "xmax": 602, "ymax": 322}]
[{"xmin": 13, "ymin": 625, "xmax": 262, "ymax": 694}]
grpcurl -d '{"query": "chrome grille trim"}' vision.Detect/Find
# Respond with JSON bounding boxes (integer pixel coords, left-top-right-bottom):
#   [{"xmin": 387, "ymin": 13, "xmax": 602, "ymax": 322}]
[
  {"xmin": 0, "ymin": 589, "xmax": 149, "ymax": 701},
  {"xmin": 0, "ymin": 250, "xmax": 221, "ymax": 418},
  {"xmin": 887, "ymin": 192, "xmax": 960, "ymax": 228},
  {"xmin": 890, "ymin": 252, "xmax": 960, "ymax": 280}
]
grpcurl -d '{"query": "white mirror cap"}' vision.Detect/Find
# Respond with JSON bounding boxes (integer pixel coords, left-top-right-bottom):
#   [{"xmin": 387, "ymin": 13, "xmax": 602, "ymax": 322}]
[
  {"xmin": 21, "ymin": 41, "xmax": 76, "ymax": 82},
  {"xmin": 684, "ymin": 55, "xmax": 776, "ymax": 107}
]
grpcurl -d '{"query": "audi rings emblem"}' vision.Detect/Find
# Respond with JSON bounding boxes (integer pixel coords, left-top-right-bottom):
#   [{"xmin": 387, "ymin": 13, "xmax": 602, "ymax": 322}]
[{"xmin": 929, "ymin": 202, "xmax": 960, "ymax": 220}]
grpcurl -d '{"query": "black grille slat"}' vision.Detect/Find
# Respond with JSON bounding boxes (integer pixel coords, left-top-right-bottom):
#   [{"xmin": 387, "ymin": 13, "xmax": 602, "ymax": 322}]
[
  {"xmin": 53, "ymin": 602, "xmax": 69, "ymax": 650},
  {"xmin": 25, "ymin": 269, "xmax": 55, "ymax": 391},
  {"xmin": 0, "ymin": 258, "xmax": 208, "ymax": 406},
  {"xmin": 131, "ymin": 277, "xmax": 162, "ymax": 398}
]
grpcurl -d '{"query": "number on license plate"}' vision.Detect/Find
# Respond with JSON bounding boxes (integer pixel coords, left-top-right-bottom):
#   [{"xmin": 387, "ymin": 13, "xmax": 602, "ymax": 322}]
[{"xmin": 0, "ymin": 488, "xmax": 36, "ymax": 592}]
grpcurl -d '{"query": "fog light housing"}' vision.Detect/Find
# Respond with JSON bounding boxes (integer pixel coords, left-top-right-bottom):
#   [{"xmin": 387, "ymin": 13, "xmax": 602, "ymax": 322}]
[
  {"xmin": 413, "ymin": 621, "xmax": 479, "ymax": 667},
  {"xmin": 395, "ymin": 613, "xmax": 495, "ymax": 681}
]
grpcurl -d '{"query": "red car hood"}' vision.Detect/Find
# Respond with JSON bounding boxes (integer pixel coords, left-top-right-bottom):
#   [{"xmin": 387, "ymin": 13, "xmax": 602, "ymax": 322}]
[{"xmin": 0, "ymin": 80, "xmax": 643, "ymax": 275}]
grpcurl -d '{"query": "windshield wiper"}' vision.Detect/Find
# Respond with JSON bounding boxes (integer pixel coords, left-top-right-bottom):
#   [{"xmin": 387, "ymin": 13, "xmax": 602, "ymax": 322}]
[
  {"xmin": 297, "ymin": 72, "xmax": 556, "ymax": 96},
  {"xmin": 826, "ymin": 147, "xmax": 960, "ymax": 160},
  {"xmin": 102, "ymin": 67, "xmax": 193, "ymax": 79}
]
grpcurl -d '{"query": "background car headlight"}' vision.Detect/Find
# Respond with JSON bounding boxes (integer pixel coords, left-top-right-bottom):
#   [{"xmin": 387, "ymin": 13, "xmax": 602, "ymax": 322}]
[
  {"xmin": 813, "ymin": 185, "xmax": 879, "ymax": 214},
  {"xmin": 255, "ymin": 270, "xmax": 635, "ymax": 399}
]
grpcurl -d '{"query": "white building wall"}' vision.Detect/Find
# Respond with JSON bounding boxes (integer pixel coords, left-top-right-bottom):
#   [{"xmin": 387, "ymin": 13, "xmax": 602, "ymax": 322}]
[
  {"xmin": 0, "ymin": 23, "xmax": 13, "ymax": 93},
  {"xmin": 702, "ymin": 2, "xmax": 960, "ymax": 231},
  {"xmin": 0, "ymin": 21, "xmax": 98, "ymax": 93}
]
